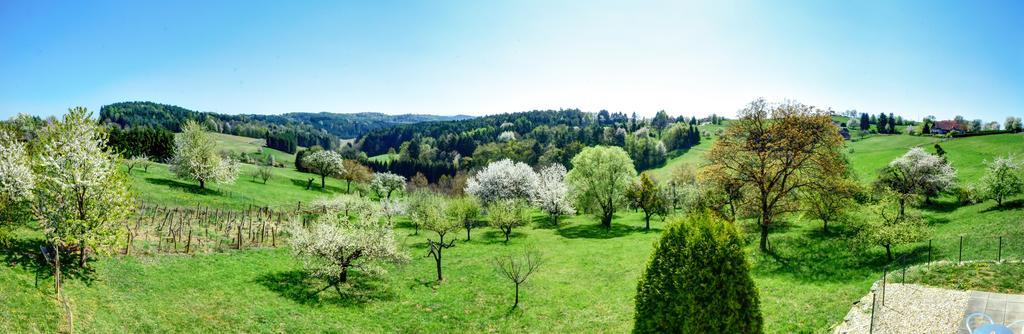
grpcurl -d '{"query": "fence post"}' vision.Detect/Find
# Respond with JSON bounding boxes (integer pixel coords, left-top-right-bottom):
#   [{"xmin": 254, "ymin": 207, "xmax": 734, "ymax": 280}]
[
  {"xmin": 998, "ymin": 236, "xmax": 1002, "ymax": 262},
  {"xmin": 958, "ymin": 236, "xmax": 963, "ymax": 264},
  {"xmin": 928, "ymin": 240, "xmax": 932, "ymax": 265},
  {"xmin": 881, "ymin": 267, "xmax": 887, "ymax": 306},
  {"xmin": 901, "ymin": 265, "xmax": 906, "ymax": 284},
  {"xmin": 869, "ymin": 292, "xmax": 876, "ymax": 334}
]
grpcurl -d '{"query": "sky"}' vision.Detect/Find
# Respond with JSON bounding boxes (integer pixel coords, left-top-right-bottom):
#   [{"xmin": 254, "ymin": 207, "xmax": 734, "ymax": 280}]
[{"xmin": 1, "ymin": 0, "xmax": 1022, "ymax": 121}]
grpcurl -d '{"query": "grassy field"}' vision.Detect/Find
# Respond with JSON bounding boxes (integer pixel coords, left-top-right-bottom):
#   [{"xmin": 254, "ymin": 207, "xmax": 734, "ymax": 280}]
[
  {"xmin": 900, "ymin": 262, "xmax": 1024, "ymax": 294},
  {"xmin": 369, "ymin": 153, "xmax": 398, "ymax": 163},
  {"xmin": 206, "ymin": 132, "xmax": 300, "ymax": 168},
  {"xmin": 2, "ymin": 132, "xmax": 1023, "ymax": 333}
]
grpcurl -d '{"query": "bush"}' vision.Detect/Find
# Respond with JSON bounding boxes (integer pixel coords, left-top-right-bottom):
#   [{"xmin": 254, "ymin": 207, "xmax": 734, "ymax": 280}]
[{"xmin": 633, "ymin": 211, "xmax": 762, "ymax": 333}]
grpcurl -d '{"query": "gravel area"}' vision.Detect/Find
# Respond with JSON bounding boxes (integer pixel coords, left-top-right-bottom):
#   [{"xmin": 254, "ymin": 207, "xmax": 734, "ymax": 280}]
[{"xmin": 835, "ymin": 283, "xmax": 970, "ymax": 334}]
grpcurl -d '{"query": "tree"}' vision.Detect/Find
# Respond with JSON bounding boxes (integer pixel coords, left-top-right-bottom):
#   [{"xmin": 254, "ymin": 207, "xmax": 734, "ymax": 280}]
[
  {"xmin": 634, "ymin": 211, "xmax": 762, "ymax": 333},
  {"xmin": 169, "ymin": 121, "xmax": 239, "ymax": 189},
  {"xmin": 494, "ymin": 246, "xmax": 543, "ymax": 309},
  {"xmin": 860, "ymin": 113, "xmax": 870, "ymax": 130},
  {"xmin": 857, "ymin": 191, "xmax": 928, "ymax": 261},
  {"xmin": 651, "ymin": 110, "xmax": 670, "ymax": 134},
  {"xmin": 339, "ymin": 159, "xmax": 372, "ymax": 193},
  {"xmin": 124, "ymin": 155, "xmax": 150, "ymax": 174},
  {"xmin": 706, "ymin": 99, "xmax": 846, "ymax": 251},
  {"xmin": 370, "ymin": 172, "xmax": 406, "ymax": 200},
  {"xmin": 566, "ymin": 146, "xmax": 637, "ymax": 228},
  {"xmin": 256, "ymin": 165, "xmax": 273, "ymax": 184},
  {"xmin": 448, "ymin": 196, "xmax": 481, "ymax": 241},
  {"xmin": 625, "ymin": 173, "xmax": 667, "ymax": 231},
  {"xmin": 465, "ymin": 159, "xmax": 538, "ymax": 204},
  {"xmin": 530, "ymin": 164, "xmax": 575, "ymax": 225},
  {"xmin": 803, "ymin": 172, "xmax": 858, "ymax": 233},
  {"xmin": 303, "ymin": 150, "xmax": 345, "ymax": 189},
  {"xmin": 979, "ymin": 155, "xmax": 1024, "ymax": 206},
  {"xmin": 876, "ymin": 147, "xmax": 956, "ymax": 214},
  {"xmin": 0, "ymin": 129, "xmax": 34, "ymax": 244},
  {"xmin": 289, "ymin": 201, "xmax": 408, "ymax": 295},
  {"xmin": 411, "ymin": 193, "xmax": 458, "ymax": 281},
  {"xmin": 1006, "ymin": 117, "xmax": 1023, "ymax": 132},
  {"xmin": 487, "ymin": 199, "xmax": 531, "ymax": 243},
  {"xmin": 32, "ymin": 107, "xmax": 134, "ymax": 273}
]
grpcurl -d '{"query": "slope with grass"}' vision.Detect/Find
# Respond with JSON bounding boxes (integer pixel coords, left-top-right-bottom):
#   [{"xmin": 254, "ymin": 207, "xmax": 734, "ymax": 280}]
[{"xmin": 207, "ymin": 132, "xmax": 299, "ymax": 168}]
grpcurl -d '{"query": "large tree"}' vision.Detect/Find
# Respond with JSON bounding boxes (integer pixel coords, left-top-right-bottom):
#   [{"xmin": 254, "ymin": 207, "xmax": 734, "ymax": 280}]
[
  {"xmin": 876, "ymin": 147, "xmax": 956, "ymax": 214},
  {"xmin": 370, "ymin": 172, "xmax": 406, "ymax": 200},
  {"xmin": 530, "ymin": 164, "xmax": 575, "ymax": 225},
  {"xmin": 289, "ymin": 200, "xmax": 408, "ymax": 295},
  {"xmin": 32, "ymin": 107, "xmax": 134, "ymax": 274},
  {"xmin": 566, "ymin": 146, "xmax": 637, "ymax": 228},
  {"xmin": 634, "ymin": 211, "xmax": 762, "ymax": 333},
  {"xmin": 0, "ymin": 129, "xmax": 34, "ymax": 243},
  {"xmin": 705, "ymin": 99, "xmax": 846, "ymax": 251},
  {"xmin": 303, "ymin": 150, "xmax": 345, "ymax": 189},
  {"xmin": 979, "ymin": 155, "xmax": 1024, "ymax": 206},
  {"xmin": 169, "ymin": 121, "xmax": 239, "ymax": 189},
  {"xmin": 465, "ymin": 159, "xmax": 538, "ymax": 204}
]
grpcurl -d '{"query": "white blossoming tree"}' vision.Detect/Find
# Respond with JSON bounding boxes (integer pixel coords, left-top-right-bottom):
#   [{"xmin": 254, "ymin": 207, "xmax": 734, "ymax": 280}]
[
  {"xmin": 979, "ymin": 155, "xmax": 1024, "ymax": 207},
  {"xmin": 169, "ymin": 121, "xmax": 239, "ymax": 189},
  {"xmin": 465, "ymin": 159, "xmax": 538, "ymax": 204},
  {"xmin": 290, "ymin": 199, "xmax": 408, "ymax": 295},
  {"xmin": 876, "ymin": 147, "xmax": 957, "ymax": 215},
  {"xmin": 370, "ymin": 172, "xmax": 406, "ymax": 199},
  {"xmin": 301, "ymin": 150, "xmax": 345, "ymax": 190},
  {"xmin": 0, "ymin": 129, "xmax": 34, "ymax": 243},
  {"xmin": 530, "ymin": 164, "xmax": 575, "ymax": 225},
  {"xmin": 32, "ymin": 107, "xmax": 134, "ymax": 271},
  {"xmin": 125, "ymin": 155, "xmax": 151, "ymax": 174}
]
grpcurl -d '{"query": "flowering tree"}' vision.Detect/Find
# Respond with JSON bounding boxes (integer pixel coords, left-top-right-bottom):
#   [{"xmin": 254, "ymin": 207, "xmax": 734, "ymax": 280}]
[
  {"xmin": 487, "ymin": 199, "xmax": 531, "ymax": 243},
  {"xmin": 979, "ymin": 155, "xmax": 1024, "ymax": 207},
  {"xmin": 170, "ymin": 121, "xmax": 239, "ymax": 189},
  {"xmin": 379, "ymin": 198, "xmax": 407, "ymax": 227},
  {"xmin": 465, "ymin": 159, "xmax": 538, "ymax": 204},
  {"xmin": 33, "ymin": 107, "xmax": 134, "ymax": 270},
  {"xmin": 876, "ymin": 147, "xmax": 957, "ymax": 215},
  {"xmin": 303, "ymin": 150, "xmax": 345, "ymax": 190},
  {"xmin": 124, "ymin": 155, "xmax": 151, "ymax": 174},
  {"xmin": 530, "ymin": 164, "xmax": 575, "ymax": 225},
  {"xmin": 0, "ymin": 130, "xmax": 34, "ymax": 243},
  {"xmin": 289, "ymin": 202, "xmax": 408, "ymax": 295},
  {"xmin": 566, "ymin": 146, "xmax": 637, "ymax": 228},
  {"xmin": 370, "ymin": 172, "xmax": 406, "ymax": 200}
]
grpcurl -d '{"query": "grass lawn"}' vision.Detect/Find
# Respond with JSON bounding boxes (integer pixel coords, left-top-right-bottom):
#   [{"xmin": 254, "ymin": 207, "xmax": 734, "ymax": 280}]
[
  {"xmin": 900, "ymin": 262, "xmax": 1024, "ymax": 294},
  {"xmin": 369, "ymin": 153, "xmax": 398, "ymax": 163},
  {"xmin": 206, "ymin": 132, "xmax": 300, "ymax": 168},
  {"xmin": 125, "ymin": 162, "xmax": 351, "ymax": 210}
]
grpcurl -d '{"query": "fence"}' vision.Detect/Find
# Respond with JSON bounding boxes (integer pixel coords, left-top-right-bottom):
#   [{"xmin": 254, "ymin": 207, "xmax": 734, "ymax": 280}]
[
  {"xmin": 122, "ymin": 201, "xmax": 334, "ymax": 255},
  {"xmin": 864, "ymin": 235, "xmax": 1023, "ymax": 333}
]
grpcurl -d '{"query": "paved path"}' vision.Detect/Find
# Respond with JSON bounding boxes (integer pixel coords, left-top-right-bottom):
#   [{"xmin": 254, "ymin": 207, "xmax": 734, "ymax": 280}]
[{"xmin": 960, "ymin": 291, "xmax": 1024, "ymax": 333}]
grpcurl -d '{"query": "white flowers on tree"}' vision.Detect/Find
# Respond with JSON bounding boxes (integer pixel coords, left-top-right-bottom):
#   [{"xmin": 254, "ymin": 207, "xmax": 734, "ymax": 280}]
[
  {"xmin": 980, "ymin": 155, "xmax": 1024, "ymax": 206},
  {"xmin": 878, "ymin": 147, "xmax": 957, "ymax": 214},
  {"xmin": 370, "ymin": 172, "xmax": 406, "ymax": 199},
  {"xmin": 301, "ymin": 150, "xmax": 345, "ymax": 189},
  {"xmin": 170, "ymin": 121, "xmax": 239, "ymax": 189},
  {"xmin": 530, "ymin": 164, "xmax": 575, "ymax": 225},
  {"xmin": 32, "ymin": 107, "xmax": 134, "ymax": 268},
  {"xmin": 0, "ymin": 130, "xmax": 34, "ymax": 206},
  {"xmin": 289, "ymin": 198, "xmax": 408, "ymax": 294},
  {"xmin": 465, "ymin": 159, "xmax": 538, "ymax": 204}
]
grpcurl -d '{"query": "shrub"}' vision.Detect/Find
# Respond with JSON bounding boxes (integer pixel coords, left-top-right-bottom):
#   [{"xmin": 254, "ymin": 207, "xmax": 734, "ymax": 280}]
[{"xmin": 634, "ymin": 211, "xmax": 762, "ymax": 333}]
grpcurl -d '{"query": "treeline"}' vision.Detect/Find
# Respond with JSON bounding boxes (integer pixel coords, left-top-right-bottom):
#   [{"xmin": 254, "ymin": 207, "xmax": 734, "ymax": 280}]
[
  {"xmin": 354, "ymin": 109, "xmax": 704, "ymax": 181},
  {"xmin": 100, "ymin": 101, "xmax": 338, "ymax": 153},
  {"xmin": 107, "ymin": 126, "xmax": 175, "ymax": 161}
]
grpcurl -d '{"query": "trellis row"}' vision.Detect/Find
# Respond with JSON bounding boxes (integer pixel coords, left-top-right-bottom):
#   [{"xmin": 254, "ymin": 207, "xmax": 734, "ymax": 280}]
[{"xmin": 124, "ymin": 201, "xmax": 332, "ymax": 255}]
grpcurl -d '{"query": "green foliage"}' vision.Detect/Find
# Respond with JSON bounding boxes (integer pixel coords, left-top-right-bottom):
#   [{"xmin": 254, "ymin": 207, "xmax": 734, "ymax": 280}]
[
  {"xmin": 486, "ymin": 199, "xmax": 531, "ymax": 242},
  {"xmin": 625, "ymin": 173, "xmax": 667, "ymax": 230},
  {"xmin": 624, "ymin": 134, "xmax": 666, "ymax": 171},
  {"xmin": 447, "ymin": 196, "xmax": 481, "ymax": 240},
  {"xmin": 855, "ymin": 191, "xmax": 929, "ymax": 261},
  {"xmin": 566, "ymin": 146, "xmax": 637, "ymax": 227},
  {"xmin": 634, "ymin": 211, "xmax": 762, "ymax": 333},
  {"xmin": 106, "ymin": 125, "xmax": 174, "ymax": 161},
  {"xmin": 979, "ymin": 155, "xmax": 1024, "ymax": 206}
]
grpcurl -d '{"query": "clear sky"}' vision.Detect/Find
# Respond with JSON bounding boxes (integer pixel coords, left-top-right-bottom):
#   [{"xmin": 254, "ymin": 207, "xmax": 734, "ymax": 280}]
[{"xmin": 1, "ymin": 0, "xmax": 1022, "ymax": 121}]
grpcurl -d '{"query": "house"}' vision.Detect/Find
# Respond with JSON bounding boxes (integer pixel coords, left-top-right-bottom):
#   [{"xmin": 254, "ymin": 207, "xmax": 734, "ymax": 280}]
[{"xmin": 931, "ymin": 120, "xmax": 965, "ymax": 135}]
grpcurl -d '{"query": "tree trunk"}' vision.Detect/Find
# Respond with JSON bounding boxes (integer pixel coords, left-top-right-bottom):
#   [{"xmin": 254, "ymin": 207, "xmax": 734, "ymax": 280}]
[
  {"xmin": 339, "ymin": 267, "xmax": 348, "ymax": 283},
  {"xmin": 885, "ymin": 243, "xmax": 893, "ymax": 261},
  {"xmin": 601, "ymin": 211, "xmax": 613, "ymax": 228},
  {"xmin": 822, "ymin": 219, "xmax": 829, "ymax": 234},
  {"xmin": 199, "ymin": 179, "xmax": 205, "ymax": 189},
  {"xmin": 898, "ymin": 197, "xmax": 906, "ymax": 218},
  {"xmin": 504, "ymin": 227, "xmax": 510, "ymax": 242},
  {"xmin": 78, "ymin": 240, "xmax": 86, "ymax": 267},
  {"xmin": 513, "ymin": 283, "xmax": 520, "ymax": 309},
  {"xmin": 759, "ymin": 222, "xmax": 769, "ymax": 252},
  {"xmin": 346, "ymin": 180, "xmax": 351, "ymax": 193},
  {"xmin": 644, "ymin": 214, "xmax": 651, "ymax": 231},
  {"xmin": 321, "ymin": 175, "xmax": 326, "ymax": 189},
  {"xmin": 465, "ymin": 224, "xmax": 471, "ymax": 241}
]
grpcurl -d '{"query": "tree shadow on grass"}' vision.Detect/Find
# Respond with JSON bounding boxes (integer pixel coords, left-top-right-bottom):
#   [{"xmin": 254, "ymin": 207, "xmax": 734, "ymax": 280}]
[
  {"xmin": 145, "ymin": 178, "xmax": 222, "ymax": 196},
  {"xmin": 750, "ymin": 233, "xmax": 891, "ymax": 284},
  {"xmin": 478, "ymin": 230, "xmax": 528, "ymax": 244},
  {"xmin": 920, "ymin": 198, "xmax": 960, "ymax": 213},
  {"xmin": 556, "ymin": 222, "xmax": 656, "ymax": 239},
  {"xmin": 980, "ymin": 199, "xmax": 1024, "ymax": 213},
  {"xmin": 288, "ymin": 178, "xmax": 345, "ymax": 194},
  {"xmin": 1, "ymin": 237, "xmax": 97, "ymax": 287},
  {"xmin": 254, "ymin": 270, "xmax": 394, "ymax": 307}
]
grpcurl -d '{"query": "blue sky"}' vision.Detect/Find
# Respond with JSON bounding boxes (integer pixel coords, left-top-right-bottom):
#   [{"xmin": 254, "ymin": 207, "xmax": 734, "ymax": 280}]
[{"xmin": 1, "ymin": 0, "xmax": 1021, "ymax": 121}]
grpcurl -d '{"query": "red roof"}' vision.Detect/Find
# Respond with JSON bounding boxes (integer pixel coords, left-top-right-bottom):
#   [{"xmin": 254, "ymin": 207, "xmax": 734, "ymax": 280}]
[{"xmin": 933, "ymin": 120, "xmax": 965, "ymax": 131}]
